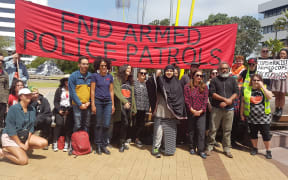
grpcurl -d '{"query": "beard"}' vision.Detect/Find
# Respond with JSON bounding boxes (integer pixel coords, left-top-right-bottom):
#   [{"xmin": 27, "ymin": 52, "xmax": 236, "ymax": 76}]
[{"xmin": 219, "ymin": 72, "xmax": 230, "ymax": 78}]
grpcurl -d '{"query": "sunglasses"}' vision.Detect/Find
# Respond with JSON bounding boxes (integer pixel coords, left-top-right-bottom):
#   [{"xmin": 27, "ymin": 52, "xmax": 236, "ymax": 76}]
[
  {"xmin": 100, "ymin": 65, "xmax": 107, "ymax": 67},
  {"xmin": 248, "ymin": 63, "xmax": 256, "ymax": 66},
  {"xmin": 195, "ymin": 74, "xmax": 203, "ymax": 78},
  {"xmin": 211, "ymin": 72, "xmax": 218, "ymax": 75},
  {"xmin": 262, "ymin": 50, "xmax": 268, "ymax": 53},
  {"xmin": 140, "ymin": 72, "xmax": 147, "ymax": 75}
]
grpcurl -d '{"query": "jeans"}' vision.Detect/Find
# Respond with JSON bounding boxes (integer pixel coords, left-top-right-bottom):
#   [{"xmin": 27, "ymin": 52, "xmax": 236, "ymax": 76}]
[
  {"xmin": 94, "ymin": 99, "xmax": 112, "ymax": 146},
  {"xmin": 119, "ymin": 107, "xmax": 131, "ymax": 145},
  {"xmin": 72, "ymin": 105, "xmax": 91, "ymax": 132},
  {"xmin": 0, "ymin": 103, "xmax": 7, "ymax": 128}
]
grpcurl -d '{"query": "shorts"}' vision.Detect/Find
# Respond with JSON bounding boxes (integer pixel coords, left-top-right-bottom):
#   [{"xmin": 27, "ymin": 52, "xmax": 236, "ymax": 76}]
[{"xmin": 1, "ymin": 133, "xmax": 19, "ymax": 147}]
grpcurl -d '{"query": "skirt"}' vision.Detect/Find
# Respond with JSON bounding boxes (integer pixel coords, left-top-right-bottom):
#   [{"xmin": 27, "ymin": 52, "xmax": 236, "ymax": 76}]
[{"xmin": 271, "ymin": 79, "xmax": 288, "ymax": 93}]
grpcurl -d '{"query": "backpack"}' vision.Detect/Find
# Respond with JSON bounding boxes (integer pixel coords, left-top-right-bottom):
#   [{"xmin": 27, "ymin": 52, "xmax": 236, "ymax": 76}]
[
  {"xmin": 70, "ymin": 131, "xmax": 91, "ymax": 156},
  {"xmin": 57, "ymin": 136, "xmax": 65, "ymax": 150}
]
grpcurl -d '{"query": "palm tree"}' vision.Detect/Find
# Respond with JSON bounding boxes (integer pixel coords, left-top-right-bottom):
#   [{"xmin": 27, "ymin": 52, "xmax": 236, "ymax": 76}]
[{"xmin": 264, "ymin": 38, "xmax": 284, "ymax": 58}]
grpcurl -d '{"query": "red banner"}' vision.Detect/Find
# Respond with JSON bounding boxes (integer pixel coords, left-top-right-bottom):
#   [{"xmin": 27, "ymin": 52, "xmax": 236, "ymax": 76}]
[{"xmin": 15, "ymin": 0, "xmax": 237, "ymax": 69}]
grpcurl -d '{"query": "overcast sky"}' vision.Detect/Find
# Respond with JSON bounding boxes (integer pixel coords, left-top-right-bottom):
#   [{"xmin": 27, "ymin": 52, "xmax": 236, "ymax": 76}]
[{"xmin": 49, "ymin": 0, "xmax": 269, "ymax": 25}]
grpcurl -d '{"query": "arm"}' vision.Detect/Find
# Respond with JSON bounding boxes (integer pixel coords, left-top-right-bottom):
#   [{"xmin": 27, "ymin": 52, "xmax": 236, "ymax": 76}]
[
  {"xmin": 201, "ymin": 86, "xmax": 209, "ymax": 112},
  {"xmin": 113, "ymin": 76, "xmax": 129, "ymax": 105},
  {"xmin": 183, "ymin": 85, "xmax": 192, "ymax": 111},
  {"xmin": 110, "ymin": 83, "xmax": 115, "ymax": 114},
  {"xmin": 259, "ymin": 81, "xmax": 273, "ymax": 100},
  {"xmin": 20, "ymin": 63, "xmax": 29, "ymax": 83},
  {"xmin": 90, "ymin": 81, "xmax": 96, "ymax": 114},
  {"xmin": 68, "ymin": 74, "xmax": 82, "ymax": 107},
  {"xmin": 240, "ymin": 96, "xmax": 245, "ymax": 121}
]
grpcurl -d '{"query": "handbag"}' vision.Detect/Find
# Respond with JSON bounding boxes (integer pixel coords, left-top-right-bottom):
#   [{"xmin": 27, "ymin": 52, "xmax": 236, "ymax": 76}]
[
  {"xmin": 17, "ymin": 129, "xmax": 29, "ymax": 144},
  {"xmin": 17, "ymin": 111, "xmax": 31, "ymax": 144}
]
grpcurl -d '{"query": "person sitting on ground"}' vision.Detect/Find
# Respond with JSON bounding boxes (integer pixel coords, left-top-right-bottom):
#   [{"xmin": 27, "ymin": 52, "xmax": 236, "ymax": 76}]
[
  {"xmin": 4, "ymin": 51, "xmax": 29, "ymax": 88},
  {"xmin": 52, "ymin": 75, "xmax": 73, "ymax": 152},
  {"xmin": 30, "ymin": 88, "xmax": 52, "ymax": 149},
  {"xmin": 0, "ymin": 88, "xmax": 48, "ymax": 165},
  {"xmin": 240, "ymin": 74, "xmax": 273, "ymax": 159},
  {"xmin": 8, "ymin": 80, "xmax": 24, "ymax": 107}
]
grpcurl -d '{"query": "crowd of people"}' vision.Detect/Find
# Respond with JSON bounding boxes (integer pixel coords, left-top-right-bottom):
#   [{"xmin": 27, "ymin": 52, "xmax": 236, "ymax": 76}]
[{"xmin": 0, "ymin": 47, "xmax": 287, "ymax": 165}]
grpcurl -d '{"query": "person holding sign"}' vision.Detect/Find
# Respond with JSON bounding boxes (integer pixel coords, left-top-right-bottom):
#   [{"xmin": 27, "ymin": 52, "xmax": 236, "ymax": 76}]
[
  {"xmin": 240, "ymin": 74, "xmax": 273, "ymax": 159},
  {"xmin": 4, "ymin": 51, "xmax": 29, "ymax": 88},
  {"xmin": 271, "ymin": 48, "xmax": 288, "ymax": 118}
]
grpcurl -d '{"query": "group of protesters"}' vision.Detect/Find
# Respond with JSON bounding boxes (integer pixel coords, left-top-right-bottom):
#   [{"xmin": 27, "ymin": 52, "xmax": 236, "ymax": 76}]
[{"xmin": 0, "ymin": 47, "xmax": 287, "ymax": 165}]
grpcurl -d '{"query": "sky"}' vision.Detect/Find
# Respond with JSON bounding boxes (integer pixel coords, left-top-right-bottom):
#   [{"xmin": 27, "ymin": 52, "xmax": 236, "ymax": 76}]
[{"xmin": 48, "ymin": 0, "xmax": 270, "ymax": 26}]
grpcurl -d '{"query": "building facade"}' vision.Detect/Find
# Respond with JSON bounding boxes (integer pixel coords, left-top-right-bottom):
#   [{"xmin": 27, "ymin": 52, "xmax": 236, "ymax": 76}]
[
  {"xmin": 258, "ymin": 0, "xmax": 288, "ymax": 45},
  {"xmin": 0, "ymin": 0, "xmax": 48, "ymax": 64}
]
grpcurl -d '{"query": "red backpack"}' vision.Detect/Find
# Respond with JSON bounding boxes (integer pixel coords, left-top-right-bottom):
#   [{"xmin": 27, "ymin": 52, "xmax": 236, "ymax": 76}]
[
  {"xmin": 70, "ymin": 131, "xmax": 91, "ymax": 156},
  {"xmin": 57, "ymin": 136, "xmax": 65, "ymax": 150}
]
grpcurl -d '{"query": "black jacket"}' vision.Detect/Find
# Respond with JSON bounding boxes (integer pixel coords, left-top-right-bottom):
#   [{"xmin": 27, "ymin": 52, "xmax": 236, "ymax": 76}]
[
  {"xmin": 31, "ymin": 94, "xmax": 52, "ymax": 124},
  {"xmin": 53, "ymin": 87, "xmax": 72, "ymax": 114},
  {"xmin": 209, "ymin": 76, "xmax": 239, "ymax": 109}
]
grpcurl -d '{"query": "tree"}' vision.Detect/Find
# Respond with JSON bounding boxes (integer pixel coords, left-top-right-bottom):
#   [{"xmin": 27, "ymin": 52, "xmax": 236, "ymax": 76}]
[
  {"xmin": 148, "ymin": 18, "xmax": 170, "ymax": 26},
  {"xmin": 274, "ymin": 10, "xmax": 288, "ymax": 43},
  {"xmin": 194, "ymin": 13, "xmax": 262, "ymax": 58},
  {"xmin": 264, "ymin": 38, "xmax": 284, "ymax": 58},
  {"xmin": 0, "ymin": 36, "xmax": 12, "ymax": 55}
]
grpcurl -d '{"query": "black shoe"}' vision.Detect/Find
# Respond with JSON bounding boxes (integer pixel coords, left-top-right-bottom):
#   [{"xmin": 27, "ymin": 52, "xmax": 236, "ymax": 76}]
[
  {"xmin": 265, "ymin": 150, "xmax": 272, "ymax": 159},
  {"xmin": 189, "ymin": 149, "xmax": 196, "ymax": 155},
  {"xmin": 95, "ymin": 145, "xmax": 102, "ymax": 155},
  {"xmin": 101, "ymin": 146, "xmax": 111, "ymax": 155},
  {"xmin": 119, "ymin": 144, "xmax": 125, "ymax": 152},
  {"xmin": 273, "ymin": 108, "xmax": 280, "ymax": 117},
  {"xmin": 277, "ymin": 108, "xmax": 283, "ymax": 117},
  {"xmin": 199, "ymin": 152, "xmax": 207, "ymax": 159},
  {"xmin": 214, "ymin": 142, "xmax": 220, "ymax": 147},
  {"xmin": 250, "ymin": 147, "xmax": 258, "ymax": 155}
]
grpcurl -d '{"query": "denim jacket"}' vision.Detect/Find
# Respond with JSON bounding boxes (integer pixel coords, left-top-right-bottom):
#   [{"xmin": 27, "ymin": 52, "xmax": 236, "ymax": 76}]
[{"xmin": 4, "ymin": 56, "xmax": 29, "ymax": 87}]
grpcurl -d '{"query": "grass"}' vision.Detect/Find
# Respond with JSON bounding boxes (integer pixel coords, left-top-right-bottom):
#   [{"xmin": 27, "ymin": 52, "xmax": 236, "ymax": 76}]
[{"xmin": 28, "ymin": 81, "xmax": 59, "ymax": 88}]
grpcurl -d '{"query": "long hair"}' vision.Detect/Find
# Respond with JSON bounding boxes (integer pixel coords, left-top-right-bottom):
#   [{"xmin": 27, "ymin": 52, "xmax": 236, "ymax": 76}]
[
  {"xmin": 10, "ymin": 79, "xmax": 24, "ymax": 95},
  {"xmin": 117, "ymin": 64, "xmax": 133, "ymax": 84},
  {"xmin": 59, "ymin": 78, "xmax": 68, "ymax": 88},
  {"xmin": 189, "ymin": 70, "xmax": 206, "ymax": 93},
  {"xmin": 277, "ymin": 48, "xmax": 288, "ymax": 59}
]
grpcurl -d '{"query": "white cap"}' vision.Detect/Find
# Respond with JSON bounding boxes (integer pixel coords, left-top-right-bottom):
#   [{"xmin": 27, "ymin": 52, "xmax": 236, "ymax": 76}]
[{"xmin": 18, "ymin": 88, "xmax": 32, "ymax": 96}]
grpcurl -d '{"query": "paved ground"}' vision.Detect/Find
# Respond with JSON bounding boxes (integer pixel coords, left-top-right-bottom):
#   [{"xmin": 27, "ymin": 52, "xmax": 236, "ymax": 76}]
[
  {"xmin": 1, "ymin": 85, "xmax": 287, "ymax": 179},
  {"xmin": 0, "ymin": 144, "xmax": 287, "ymax": 180}
]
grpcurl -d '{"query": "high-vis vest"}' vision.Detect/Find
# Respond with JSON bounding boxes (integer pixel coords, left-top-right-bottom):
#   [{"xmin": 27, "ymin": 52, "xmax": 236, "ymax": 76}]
[
  {"xmin": 243, "ymin": 85, "xmax": 271, "ymax": 116},
  {"xmin": 242, "ymin": 68, "xmax": 251, "ymax": 90}
]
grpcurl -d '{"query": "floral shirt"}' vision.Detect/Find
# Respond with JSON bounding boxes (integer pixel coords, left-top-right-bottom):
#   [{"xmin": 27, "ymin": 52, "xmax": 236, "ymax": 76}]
[{"xmin": 184, "ymin": 84, "xmax": 208, "ymax": 112}]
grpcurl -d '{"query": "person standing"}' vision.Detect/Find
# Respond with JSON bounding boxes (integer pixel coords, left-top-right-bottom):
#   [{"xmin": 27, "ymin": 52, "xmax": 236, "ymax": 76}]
[
  {"xmin": 206, "ymin": 62, "xmax": 239, "ymax": 158},
  {"xmin": 113, "ymin": 64, "xmax": 136, "ymax": 152},
  {"xmin": 4, "ymin": 51, "xmax": 29, "ymax": 88},
  {"xmin": 271, "ymin": 48, "xmax": 288, "ymax": 118},
  {"xmin": 8, "ymin": 80, "xmax": 24, "ymax": 107},
  {"xmin": 91, "ymin": 57, "xmax": 114, "ymax": 155},
  {"xmin": 240, "ymin": 74, "xmax": 273, "ymax": 159},
  {"xmin": 133, "ymin": 68, "xmax": 149, "ymax": 148},
  {"xmin": 184, "ymin": 70, "xmax": 208, "ymax": 159},
  {"xmin": 147, "ymin": 65, "xmax": 187, "ymax": 157},
  {"xmin": 0, "ymin": 57, "xmax": 9, "ymax": 128},
  {"xmin": 68, "ymin": 56, "xmax": 91, "ymax": 133},
  {"xmin": 52, "ymin": 75, "xmax": 73, "ymax": 152}
]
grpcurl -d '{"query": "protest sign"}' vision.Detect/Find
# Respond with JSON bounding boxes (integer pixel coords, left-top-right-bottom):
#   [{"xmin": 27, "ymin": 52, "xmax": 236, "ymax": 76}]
[{"xmin": 257, "ymin": 59, "xmax": 288, "ymax": 79}]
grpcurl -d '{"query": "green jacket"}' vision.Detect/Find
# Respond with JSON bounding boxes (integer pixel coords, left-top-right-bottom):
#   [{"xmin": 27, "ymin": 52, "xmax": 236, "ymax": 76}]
[{"xmin": 112, "ymin": 76, "xmax": 137, "ymax": 122}]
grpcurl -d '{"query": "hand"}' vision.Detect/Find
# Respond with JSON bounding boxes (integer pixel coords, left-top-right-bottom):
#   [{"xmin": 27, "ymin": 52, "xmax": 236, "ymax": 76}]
[
  {"xmin": 258, "ymin": 81, "xmax": 264, "ymax": 89},
  {"xmin": 219, "ymin": 102, "xmax": 227, "ymax": 108},
  {"xmin": 224, "ymin": 98, "xmax": 233, "ymax": 105},
  {"xmin": 79, "ymin": 104, "xmax": 87, "ymax": 110},
  {"xmin": 20, "ymin": 142, "xmax": 29, "ymax": 151},
  {"xmin": 193, "ymin": 111, "xmax": 201, "ymax": 117},
  {"xmin": 124, "ymin": 103, "xmax": 131, "ymax": 109},
  {"xmin": 59, "ymin": 110, "xmax": 64, "ymax": 115},
  {"xmin": 240, "ymin": 114, "xmax": 245, "ymax": 121},
  {"xmin": 91, "ymin": 105, "xmax": 96, "ymax": 114},
  {"xmin": 85, "ymin": 102, "xmax": 90, "ymax": 107},
  {"xmin": 111, "ymin": 105, "xmax": 115, "ymax": 114}
]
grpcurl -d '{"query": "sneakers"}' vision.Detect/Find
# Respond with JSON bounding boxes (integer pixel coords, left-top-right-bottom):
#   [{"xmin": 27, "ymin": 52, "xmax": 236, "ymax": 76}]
[
  {"xmin": 199, "ymin": 152, "xmax": 207, "ymax": 159},
  {"xmin": 224, "ymin": 151, "xmax": 233, "ymax": 158},
  {"xmin": 151, "ymin": 147, "xmax": 161, "ymax": 158},
  {"xmin": 273, "ymin": 107, "xmax": 283, "ymax": 117},
  {"xmin": 124, "ymin": 143, "xmax": 129, "ymax": 150},
  {"xmin": 189, "ymin": 149, "xmax": 196, "ymax": 155},
  {"xmin": 119, "ymin": 144, "xmax": 125, "ymax": 152},
  {"xmin": 52, "ymin": 142, "xmax": 58, "ymax": 152},
  {"xmin": 63, "ymin": 142, "xmax": 69, "ymax": 152},
  {"xmin": 101, "ymin": 146, "xmax": 111, "ymax": 155},
  {"xmin": 250, "ymin": 147, "xmax": 258, "ymax": 155},
  {"xmin": 135, "ymin": 139, "xmax": 144, "ymax": 148},
  {"xmin": 265, "ymin": 150, "xmax": 272, "ymax": 159}
]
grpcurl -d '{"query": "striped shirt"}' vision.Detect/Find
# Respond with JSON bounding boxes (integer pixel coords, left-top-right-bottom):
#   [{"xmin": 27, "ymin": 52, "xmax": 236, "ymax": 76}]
[{"xmin": 134, "ymin": 80, "xmax": 149, "ymax": 111}]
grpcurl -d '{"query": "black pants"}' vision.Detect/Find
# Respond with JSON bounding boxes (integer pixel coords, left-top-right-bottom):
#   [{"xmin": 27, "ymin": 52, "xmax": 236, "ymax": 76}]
[
  {"xmin": 131, "ymin": 110, "xmax": 146, "ymax": 141},
  {"xmin": 53, "ymin": 112, "xmax": 73, "ymax": 142},
  {"xmin": 120, "ymin": 107, "xmax": 131, "ymax": 145},
  {"xmin": 35, "ymin": 115, "xmax": 52, "ymax": 141},
  {"xmin": 249, "ymin": 123, "xmax": 271, "ymax": 141},
  {"xmin": 188, "ymin": 113, "xmax": 206, "ymax": 152},
  {"xmin": 0, "ymin": 103, "xmax": 6, "ymax": 128}
]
